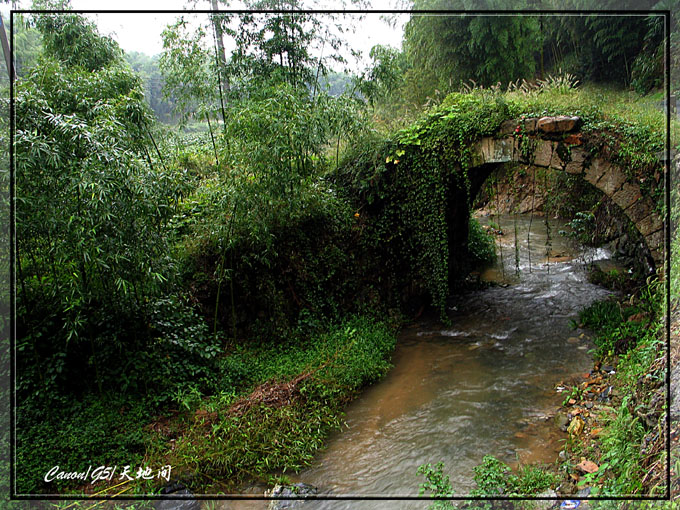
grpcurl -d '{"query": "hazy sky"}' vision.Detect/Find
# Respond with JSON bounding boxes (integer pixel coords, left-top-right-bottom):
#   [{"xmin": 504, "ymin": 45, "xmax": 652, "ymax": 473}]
[{"xmin": 27, "ymin": 1, "xmax": 409, "ymax": 72}]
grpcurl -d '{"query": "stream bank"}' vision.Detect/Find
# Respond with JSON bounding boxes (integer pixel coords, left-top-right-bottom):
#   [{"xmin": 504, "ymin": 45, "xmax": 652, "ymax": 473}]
[
  {"xmin": 549, "ymin": 275, "xmax": 666, "ymax": 497},
  {"xmin": 252, "ymin": 214, "xmax": 622, "ymax": 506}
]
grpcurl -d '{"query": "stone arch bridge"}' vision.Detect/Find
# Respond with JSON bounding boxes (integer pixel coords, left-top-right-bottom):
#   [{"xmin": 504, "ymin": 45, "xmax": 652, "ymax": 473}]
[{"xmin": 465, "ymin": 115, "xmax": 666, "ymax": 269}]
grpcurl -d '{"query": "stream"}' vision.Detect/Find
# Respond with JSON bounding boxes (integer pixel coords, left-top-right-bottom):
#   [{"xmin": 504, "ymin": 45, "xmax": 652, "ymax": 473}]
[{"xmin": 220, "ymin": 214, "xmax": 621, "ymax": 508}]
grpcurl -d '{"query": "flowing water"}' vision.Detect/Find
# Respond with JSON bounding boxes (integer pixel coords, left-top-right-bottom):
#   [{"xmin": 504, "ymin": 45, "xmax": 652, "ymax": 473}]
[{"xmin": 219, "ymin": 214, "xmax": 621, "ymax": 509}]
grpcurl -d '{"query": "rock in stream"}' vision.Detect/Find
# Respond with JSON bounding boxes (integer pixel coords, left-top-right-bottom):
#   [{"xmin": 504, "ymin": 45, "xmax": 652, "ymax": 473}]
[{"xmin": 268, "ymin": 483, "xmax": 319, "ymax": 509}]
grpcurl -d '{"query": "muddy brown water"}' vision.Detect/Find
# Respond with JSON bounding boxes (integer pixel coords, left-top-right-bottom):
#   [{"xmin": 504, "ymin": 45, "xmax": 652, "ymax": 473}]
[{"xmin": 218, "ymin": 214, "xmax": 621, "ymax": 508}]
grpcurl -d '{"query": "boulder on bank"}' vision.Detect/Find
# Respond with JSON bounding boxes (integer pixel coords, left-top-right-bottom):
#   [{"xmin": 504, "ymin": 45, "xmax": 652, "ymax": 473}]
[{"xmin": 268, "ymin": 483, "xmax": 319, "ymax": 510}]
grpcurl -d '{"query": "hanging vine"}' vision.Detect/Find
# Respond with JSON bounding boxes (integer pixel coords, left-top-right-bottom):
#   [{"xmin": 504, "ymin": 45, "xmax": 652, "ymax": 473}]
[
  {"xmin": 341, "ymin": 87, "xmax": 664, "ymax": 319},
  {"xmin": 358, "ymin": 93, "xmax": 510, "ymax": 318},
  {"xmin": 544, "ymin": 170, "xmax": 552, "ymax": 274},
  {"xmin": 527, "ymin": 163, "xmax": 536, "ymax": 273},
  {"xmin": 494, "ymin": 171, "xmax": 505, "ymax": 278}
]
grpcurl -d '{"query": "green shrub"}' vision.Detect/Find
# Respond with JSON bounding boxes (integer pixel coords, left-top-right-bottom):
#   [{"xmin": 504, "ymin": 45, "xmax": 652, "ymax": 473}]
[
  {"xmin": 417, "ymin": 456, "xmax": 554, "ymax": 504},
  {"xmin": 467, "ymin": 218, "xmax": 496, "ymax": 266},
  {"xmin": 595, "ymin": 396, "xmax": 646, "ymax": 495},
  {"xmin": 472, "ymin": 455, "xmax": 512, "ymax": 496},
  {"xmin": 578, "ymin": 299, "xmax": 642, "ymax": 357},
  {"xmin": 16, "ymin": 395, "xmax": 150, "ymax": 494},
  {"xmin": 417, "ymin": 462, "xmax": 455, "ymax": 510},
  {"xmin": 574, "ymin": 279, "xmax": 664, "ymax": 495},
  {"xmin": 164, "ymin": 316, "xmax": 396, "ymax": 490},
  {"xmin": 471, "ymin": 455, "xmax": 554, "ymax": 497},
  {"xmin": 579, "ymin": 279, "xmax": 661, "ymax": 358}
]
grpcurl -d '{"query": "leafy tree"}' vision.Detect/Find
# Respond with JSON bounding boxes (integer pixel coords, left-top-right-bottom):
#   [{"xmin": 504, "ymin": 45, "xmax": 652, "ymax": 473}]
[
  {"xmin": 403, "ymin": 0, "xmax": 540, "ymax": 102},
  {"xmin": 16, "ymin": 12, "xmax": 183, "ymax": 395},
  {"xmin": 216, "ymin": 1, "xmax": 353, "ymax": 94},
  {"xmin": 402, "ymin": 0, "xmax": 667, "ymax": 97},
  {"xmin": 565, "ymin": 6, "xmax": 655, "ymax": 85},
  {"xmin": 209, "ymin": 0, "xmax": 230, "ymax": 98},
  {"xmin": 318, "ymin": 69, "xmax": 355, "ymax": 96},
  {"xmin": 355, "ymin": 44, "xmax": 407, "ymax": 107},
  {"xmin": 160, "ymin": 18, "xmax": 218, "ymax": 125},
  {"xmin": 160, "ymin": 17, "xmax": 224, "ymax": 164},
  {"xmin": 33, "ymin": 11, "xmax": 122, "ymax": 71},
  {"xmin": 534, "ymin": 0, "xmax": 664, "ymax": 88}
]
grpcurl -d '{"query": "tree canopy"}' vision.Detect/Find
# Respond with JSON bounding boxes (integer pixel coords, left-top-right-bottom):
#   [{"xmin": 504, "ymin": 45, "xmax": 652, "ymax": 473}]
[{"xmin": 399, "ymin": 0, "xmax": 669, "ymax": 104}]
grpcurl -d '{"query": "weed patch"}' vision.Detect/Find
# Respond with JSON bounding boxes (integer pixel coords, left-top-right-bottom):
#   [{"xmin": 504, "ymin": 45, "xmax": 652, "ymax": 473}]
[{"xmin": 146, "ymin": 316, "xmax": 397, "ymax": 492}]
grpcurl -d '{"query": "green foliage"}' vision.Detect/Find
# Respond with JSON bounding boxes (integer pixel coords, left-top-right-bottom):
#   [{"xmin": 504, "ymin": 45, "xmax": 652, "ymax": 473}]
[
  {"xmin": 13, "ymin": 14, "xmax": 230, "ymax": 494},
  {"xmin": 163, "ymin": 316, "xmax": 396, "ymax": 490},
  {"xmin": 572, "ymin": 278, "xmax": 665, "ymax": 495},
  {"xmin": 355, "ymin": 44, "xmax": 407, "ymax": 108},
  {"xmin": 471, "ymin": 455, "xmax": 554, "ymax": 497},
  {"xmin": 52, "ymin": 503, "xmax": 155, "ymax": 510},
  {"xmin": 318, "ymin": 70, "xmax": 355, "ymax": 97},
  {"xmin": 340, "ymin": 92, "xmax": 510, "ymax": 316},
  {"xmin": 16, "ymin": 394, "xmax": 150, "ymax": 494},
  {"xmin": 535, "ymin": 72, "xmax": 581, "ymax": 94},
  {"xmin": 174, "ymin": 78, "xmax": 380, "ymax": 340},
  {"xmin": 340, "ymin": 84, "xmax": 664, "ymax": 318},
  {"xmin": 594, "ymin": 395, "xmax": 646, "ymax": 494},
  {"xmin": 417, "ymin": 462, "xmax": 455, "ymax": 509},
  {"xmin": 157, "ymin": 2, "xmax": 377, "ymax": 344},
  {"xmin": 587, "ymin": 267, "xmax": 632, "ymax": 293},
  {"xmin": 471, "ymin": 455, "xmax": 512, "ymax": 497},
  {"xmin": 14, "ymin": 51, "xmax": 190, "ymax": 395},
  {"xmin": 671, "ymin": 156, "xmax": 680, "ymax": 305},
  {"xmin": 227, "ymin": 1, "xmax": 328, "ymax": 90},
  {"xmin": 16, "ymin": 6, "xmax": 670, "ymax": 498},
  {"xmin": 543, "ymin": 172, "xmax": 601, "ymax": 220},
  {"xmin": 467, "ymin": 218, "xmax": 496, "ymax": 266},
  {"xmin": 163, "ymin": 0, "xmax": 352, "ymax": 115},
  {"xmin": 399, "ymin": 3, "xmax": 664, "ymax": 107},
  {"xmin": 417, "ymin": 457, "xmax": 554, "ymax": 504},
  {"xmin": 562, "ymin": 386, "xmax": 583, "ymax": 407},
  {"xmin": 512, "ymin": 463, "xmax": 557, "ymax": 495},
  {"xmin": 580, "ymin": 5, "xmax": 656, "ymax": 87},
  {"xmin": 160, "ymin": 18, "xmax": 217, "ymax": 127},
  {"xmin": 222, "ymin": 83, "xmax": 334, "ymax": 193},
  {"xmin": 403, "ymin": 2, "xmax": 540, "ymax": 104},
  {"xmin": 33, "ymin": 10, "xmax": 122, "ymax": 71},
  {"xmin": 125, "ymin": 51, "xmax": 177, "ymax": 123},
  {"xmin": 560, "ymin": 211, "xmax": 596, "ymax": 245},
  {"xmin": 579, "ymin": 279, "xmax": 662, "ymax": 358},
  {"xmin": 12, "ymin": 13, "xmax": 43, "ymax": 77}
]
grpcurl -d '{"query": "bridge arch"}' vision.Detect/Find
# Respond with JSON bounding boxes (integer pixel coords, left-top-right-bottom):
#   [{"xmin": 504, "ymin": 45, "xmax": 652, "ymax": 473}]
[{"xmin": 467, "ymin": 116, "xmax": 665, "ymax": 269}]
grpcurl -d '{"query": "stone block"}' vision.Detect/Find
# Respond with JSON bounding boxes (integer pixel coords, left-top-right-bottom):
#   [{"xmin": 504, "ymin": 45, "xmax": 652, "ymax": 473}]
[
  {"xmin": 537, "ymin": 115, "xmax": 580, "ymax": 133},
  {"xmin": 564, "ymin": 133, "xmax": 583, "ymax": 145},
  {"xmin": 522, "ymin": 117, "xmax": 538, "ymax": 132},
  {"xmin": 637, "ymin": 213, "xmax": 664, "ymax": 237},
  {"xmin": 477, "ymin": 137, "xmax": 513, "ymax": 164},
  {"xmin": 493, "ymin": 137, "xmax": 514, "ymax": 163},
  {"xmin": 645, "ymin": 229, "xmax": 665, "ymax": 252},
  {"xmin": 564, "ymin": 148, "xmax": 589, "ymax": 174},
  {"xmin": 478, "ymin": 138, "xmax": 492, "ymax": 164},
  {"xmin": 471, "ymin": 144, "xmax": 485, "ymax": 167},
  {"xmin": 594, "ymin": 163, "xmax": 627, "ymax": 195},
  {"xmin": 583, "ymin": 159, "xmax": 608, "ymax": 186},
  {"xmin": 611, "ymin": 182, "xmax": 643, "ymax": 211},
  {"xmin": 472, "ymin": 139, "xmax": 489, "ymax": 166},
  {"xmin": 533, "ymin": 139, "xmax": 557, "ymax": 167},
  {"xmin": 624, "ymin": 199, "xmax": 651, "ymax": 224},
  {"xmin": 498, "ymin": 119, "xmax": 518, "ymax": 136}
]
